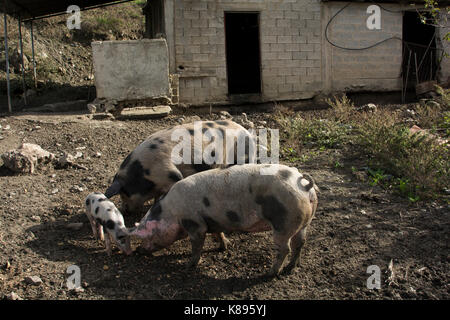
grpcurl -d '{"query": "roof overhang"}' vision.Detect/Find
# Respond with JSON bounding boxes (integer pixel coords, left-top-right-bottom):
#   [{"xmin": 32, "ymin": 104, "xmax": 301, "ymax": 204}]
[{"xmin": 0, "ymin": 0, "xmax": 137, "ymax": 21}]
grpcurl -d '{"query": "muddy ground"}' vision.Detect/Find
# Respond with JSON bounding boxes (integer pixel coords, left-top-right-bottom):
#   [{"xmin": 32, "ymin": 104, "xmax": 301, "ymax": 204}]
[{"xmin": 0, "ymin": 109, "xmax": 448, "ymax": 300}]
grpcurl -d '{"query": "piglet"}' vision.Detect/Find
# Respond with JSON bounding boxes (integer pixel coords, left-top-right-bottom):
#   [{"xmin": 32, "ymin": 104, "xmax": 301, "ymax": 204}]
[
  {"xmin": 85, "ymin": 192, "xmax": 132, "ymax": 255},
  {"xmin": 129, "ymin": 164, "xmax": 319, "ymax": 276}
]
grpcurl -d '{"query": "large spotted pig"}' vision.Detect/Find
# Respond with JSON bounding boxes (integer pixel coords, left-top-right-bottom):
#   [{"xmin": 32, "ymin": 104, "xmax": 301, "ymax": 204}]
[
  {"xmin": 105, "ymin": 120, "xmax": 257, "ymax": 249},
  {"xmin": 130, "ymin": 164, "xmax": 319, "ymax": 277},
  {"xmin": 85, "ymin": 192, "xmax": 132, "ymax": 255}
]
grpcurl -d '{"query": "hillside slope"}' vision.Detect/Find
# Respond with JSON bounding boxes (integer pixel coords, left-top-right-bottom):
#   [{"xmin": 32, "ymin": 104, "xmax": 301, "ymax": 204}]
[{"xmin": 0, "ymin": 1, "xmax": 146, "ymax": 111}]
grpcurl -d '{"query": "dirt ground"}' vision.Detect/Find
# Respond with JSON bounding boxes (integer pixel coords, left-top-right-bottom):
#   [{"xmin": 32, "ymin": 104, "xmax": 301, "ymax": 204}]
[{"xmin": 0, "ymin": 110, "xmax": 448, "ymax": 300}]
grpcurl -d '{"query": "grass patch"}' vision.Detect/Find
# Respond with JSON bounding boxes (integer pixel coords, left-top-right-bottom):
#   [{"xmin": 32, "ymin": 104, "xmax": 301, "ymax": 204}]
[{"xmin": 275, "ymin": 91, "xmax": 450, "ymax": 201}]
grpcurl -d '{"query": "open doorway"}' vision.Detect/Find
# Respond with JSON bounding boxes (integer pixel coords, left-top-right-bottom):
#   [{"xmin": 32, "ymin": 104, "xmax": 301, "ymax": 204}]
[
  {"xmin": 225, "ymin": 12, "xmax": 261, "ymax": 95},
  {"xmin": 402, "ymin": 11, "xmax": 437, "ymax": 86}
]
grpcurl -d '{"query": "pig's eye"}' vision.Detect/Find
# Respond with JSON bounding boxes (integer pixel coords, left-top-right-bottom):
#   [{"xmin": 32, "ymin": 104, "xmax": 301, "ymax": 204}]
[{"xmin": 117, "ymin": 235, "xmax": 126, "ymax": 240}]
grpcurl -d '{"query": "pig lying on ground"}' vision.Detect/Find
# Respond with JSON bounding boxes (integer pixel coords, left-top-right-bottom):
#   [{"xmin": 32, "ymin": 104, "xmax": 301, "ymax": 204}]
[
  {"xmin": 85, "ymin": 192, "xmax": 132, "ymax": 255},
  {"xmin": 105, "ymin": 120, "xmax": 257, "ymax": 250},
  {"xmin": 130, "ymin": 164, "xmax": 319, "ymax": 276}
]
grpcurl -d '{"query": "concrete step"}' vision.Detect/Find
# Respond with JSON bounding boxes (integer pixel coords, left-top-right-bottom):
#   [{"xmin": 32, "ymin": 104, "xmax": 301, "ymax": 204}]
[{"xmin": 117, "ymin": 105, "xmax": 172, "ymax": 120}]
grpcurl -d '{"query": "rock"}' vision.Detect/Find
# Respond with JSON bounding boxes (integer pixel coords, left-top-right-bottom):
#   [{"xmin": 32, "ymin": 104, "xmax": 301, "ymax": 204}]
[
  {"xmin": 58, "ymin": 153, "xmax": 75, "ymax": 168},
  {"xmin": 66, "ymin": 222, "xmax": 83, "ymax": 231},
  {"xmin": 358, "ymin": 103, "xmax": 377, "ymax": 113},
  {"xmin": 70, "ymin": 185, "xmax": 84, "ymax": 193},
  {"xmin": 94, "ymin": 152, "xmax": 102, "ymax": 158},
  {"xmin": 1, "ymin": 143, "xmax": 55, "ymax": 174},
  {"xmin": 219, "ymin": 111, "xmax": 232, "ymax": 119},
  {"xmin": 6, "ymin": 292, "xmax": 22, "ymax": 300},
  {"xmin": 31, "ymin": 215, "xmax": 41, "ymax": 222},
  {"xmin": 25, "ymin": 275, "xmax": 43, "ymax": 286},
  {"xmin": 74, "ymin": 152, "xmax": 83, "ymax": 159},
  {"xmin": 50, "ymin": 188, "xmax": 59, "ymax": 195},
  {"xmin": 87, "ymin": 104, "xmax": 97, "ymax": 114},
  {"xmin": 3, "ymin": 125, "xmax": 10, "ymax": 130}
]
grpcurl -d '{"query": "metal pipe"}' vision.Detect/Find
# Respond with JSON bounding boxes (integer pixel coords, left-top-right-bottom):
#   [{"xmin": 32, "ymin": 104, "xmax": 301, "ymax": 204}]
[
  {"xmin": 18, "ymin": 16, "xmax": 27, "ymax": 105},
  {"xmin": 30, "ymin": 20, "xmax": 37, "ymax": 89},
  {"xmin": 3, "ymin": 8, "xmax": 12, "ymax": 113}
]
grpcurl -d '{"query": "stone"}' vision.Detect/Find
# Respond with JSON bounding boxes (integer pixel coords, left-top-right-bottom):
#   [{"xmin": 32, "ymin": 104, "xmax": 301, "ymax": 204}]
[
  {"xmin": 1, "ymin": 143, "xmax": 55, "ymax": 174},
  {"xmin": 87, "ymin": 104, "xmax": 97, "ymax": 114},
  {"xmin": 25, "ymin": 275, "xmax": 43, "ymax": 286},
  {"xmin": 6, "ymin": 292, "xmax": 22, "ymax": 300}
]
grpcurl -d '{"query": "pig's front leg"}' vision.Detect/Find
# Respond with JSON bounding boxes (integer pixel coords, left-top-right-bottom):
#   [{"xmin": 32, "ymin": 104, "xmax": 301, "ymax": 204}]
[
  {"xmin": 181, "ymin": 219, "xmax": 207, "ymax": 269},
  {"xmin": 97, "ymin": 224, "xmax": 104, "ymax": 241},
  {"xmin": 86, "ymin": 214, "xmax": 98, "ymax": 239},
  {"xmin": 104, "ymin": 233, "xmax": 112, "ymax": 256}
]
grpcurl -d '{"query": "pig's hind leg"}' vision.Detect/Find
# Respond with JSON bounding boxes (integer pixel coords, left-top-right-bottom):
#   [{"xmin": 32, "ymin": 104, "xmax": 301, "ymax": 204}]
[
  {"xmin": 269, "ymin": 232, "xmax": 292, "ymax": 277},
  {"xmin": 283, "ymin": 226, "xmax": 308, "ymax": 274}
]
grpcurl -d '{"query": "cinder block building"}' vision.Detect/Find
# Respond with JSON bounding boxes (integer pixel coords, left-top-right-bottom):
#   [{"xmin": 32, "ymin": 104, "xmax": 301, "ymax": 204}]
[{"xmin": 143, "ymin": 0, "xmax": 449, "ymax": 105}]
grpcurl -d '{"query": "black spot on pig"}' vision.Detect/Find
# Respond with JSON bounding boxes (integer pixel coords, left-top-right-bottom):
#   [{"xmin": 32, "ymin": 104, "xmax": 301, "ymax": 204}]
[
  {"xmin": 98, "ymin": 198, "xmax": 107, "ymax": 202},
  {"xmin": 279, "ymin": 170, "xmax": 292, "ymax": 180},
  {"xmin": 255, "ymin": 195, "xmax": 287, "ymax": 232},
  {"xmin": 192, "ymin": 162, "xmax": 213, "ymax": 173},
  {"xmin": 106, "ymin": 220, "xmax": 115, "ymax": 230},
  {"xmin": 226, "ymin": 211, "xmax": 240, "ymax": 223},
  {"xmin": 122, "ymin": 160, "xmax": 155, "ymax": 196},
  {"xmin": 206, "ymin": 122, "xmax": 215, "ymax": 128},
  {"xmin": 144, "ymin": 169, "xmax": 151, "ymax": 176},
  {"xmin": 216, "ymin": 120, "xmax": 229, "ymax": 126},
  {"xmin": 202, "ymin": 216, "xmax": 223, "ymax": 233},
  {"xmin": 149, "ymin": 144, "xmax": 158, "ymax": 150},
  {"xmin": 188, "ymin": 129, "xmax": 195, "ymax": 136},
  {"xmin": 248, "ymin": 185, "xmax": 253, "ymax": 194},
  {"xmin": 168, "ymin": 171, "xmax": 183, "ymax": 182},
  {"xmin": 95, "ymin": 218, "xmax": 103, "ymax": 225},
  {"xmin": 85, "ymin": 199, "xmax": 90, "ymax": 206},
  {"xmin": 203, "ymin": 197, "xmax": 210, "ymax": 207},
  {"xmin": 181, "ymin": 219, "xmax": 200, "ymax": 234},
  {"xmin": 120, "ymin": 153, "xmax": 132, "ymax": 170},
  {"xmin": 95, "ymin": 207, "xmax": 99, "ymax": 215}
]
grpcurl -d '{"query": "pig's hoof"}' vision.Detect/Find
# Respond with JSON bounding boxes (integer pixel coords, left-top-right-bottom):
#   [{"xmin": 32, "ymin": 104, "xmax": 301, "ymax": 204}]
[
  {"xmin": 186, "ymin": 258, "xmax": 201, "ymax": 270},
  {"xmin": 219, "ymin": 239, "xmax": 231, "ymax": 251}
]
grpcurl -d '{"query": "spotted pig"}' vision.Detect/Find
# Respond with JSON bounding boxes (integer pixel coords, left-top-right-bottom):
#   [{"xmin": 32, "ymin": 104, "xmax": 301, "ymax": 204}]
[
  {"xmin": 130, "ymin": 164, "xmax": 319, "ymax": 276},
  {"xmin": 85, "ymin": 192, "xmax": 132, "ymax": 255},
  {"xmin": 105, "ymin": 119, "xmax": 257, "ymax": 249}
]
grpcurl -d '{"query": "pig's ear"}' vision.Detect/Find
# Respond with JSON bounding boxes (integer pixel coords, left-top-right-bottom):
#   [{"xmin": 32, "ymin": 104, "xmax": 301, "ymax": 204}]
[{"xmin": 105, "ymin": 180, "xmax": 121, "ymax": 198}]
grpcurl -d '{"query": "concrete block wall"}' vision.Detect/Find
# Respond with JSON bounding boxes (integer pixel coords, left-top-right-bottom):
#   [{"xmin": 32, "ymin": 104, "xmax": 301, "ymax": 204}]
[
  {"xmin": 173, "ymin": 0, "xmax": 323, "ymax": 104},
  {"xmin": 92, "ymin": 39, "xmax": 170, "ymax": 101},
  {"xmin": 322, "ymin": 2, "xmax": 403, "ymax": 92}
]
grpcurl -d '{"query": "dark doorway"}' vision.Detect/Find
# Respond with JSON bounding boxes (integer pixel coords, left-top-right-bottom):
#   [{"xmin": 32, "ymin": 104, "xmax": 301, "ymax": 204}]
[
  {"xmin": 225, "ymin": 12, "xmax": 261, "ymax": 95},
  {"xmin": 402, "ymin": 11, "xmax": 437, "ymax": 85}
]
